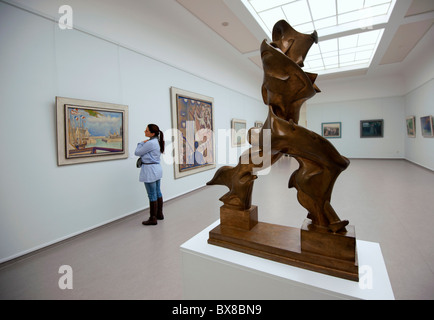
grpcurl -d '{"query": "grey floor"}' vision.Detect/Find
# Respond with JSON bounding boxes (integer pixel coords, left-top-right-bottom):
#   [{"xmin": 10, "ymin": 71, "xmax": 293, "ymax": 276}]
[{"xmin": 0, "ymin": 157, "xmax": 433, "ymax": 300}]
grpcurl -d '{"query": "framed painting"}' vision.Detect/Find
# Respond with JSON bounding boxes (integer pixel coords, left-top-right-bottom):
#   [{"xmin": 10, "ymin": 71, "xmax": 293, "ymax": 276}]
[
  {"xmin": 254, "ymin": 121, "xmax": 263, "ymax": 128},
  {"xmin": 321, "ymin": 122, "xmax": 341, "ymax": 138},
  {"xmin": 170, "ymin": 87, "xmax": 216, "ymax": 179},
  {"xmin": 360, "ymin": 119, "xmax": 383, "ymax": 138},
  {"xmin": 420, "ymin": 115, "xmax": 433, "ymax": 137},
  {"xmin": 56, "ymin": 97, "xmax": 128, "ymax": 166},
  {"xmin": 231, "ymin": 119, "xmax": 247, "ymax": 147},
  {"xmin": 406, "ymin": 116, "xmax": 416, "ymax": 138}
]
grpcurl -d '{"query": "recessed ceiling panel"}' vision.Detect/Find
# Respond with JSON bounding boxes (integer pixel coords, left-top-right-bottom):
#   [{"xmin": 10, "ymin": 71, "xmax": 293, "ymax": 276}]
[
  {"xmin": 176, "ymin": 0, "xmax": 260, "ymax": 54},
  {"xmin": 380, "ymin": 19, "xmax": 434, "ymax": 65},
  {"xmin": 405, "ymin": 0, "xmax": 434, "ymax": 17},
  {"xmin": 248, "ymin": 55, "xmax": 263, "ymax": 68}
]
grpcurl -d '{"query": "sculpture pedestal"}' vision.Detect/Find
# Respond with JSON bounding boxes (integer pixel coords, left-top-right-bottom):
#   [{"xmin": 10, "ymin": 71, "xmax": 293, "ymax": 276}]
[
  {"xmin": 182, "ymin": 221, "xmax": 394, "ymax": 300},
  {"xmin": 301, "ymin": 219, "xmax": 356, "ymax": 261},
  {"xmin": 220, "ymin": 205, "xmax": 258, "ymax": 230},
  {"xmin": 208, "ymin": 207, "xmax": 358, "ymax": 281}
]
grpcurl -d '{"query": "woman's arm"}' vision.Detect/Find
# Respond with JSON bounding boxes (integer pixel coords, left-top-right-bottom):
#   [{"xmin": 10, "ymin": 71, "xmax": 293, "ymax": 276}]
[{"xmin": 134, "ymin": 140, "xmax": 154, "ymax": 156}]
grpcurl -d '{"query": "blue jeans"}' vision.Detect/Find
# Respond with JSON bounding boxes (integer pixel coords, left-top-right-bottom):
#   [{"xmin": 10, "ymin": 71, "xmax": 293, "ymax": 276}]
[{"xmin": 144, "ymin": 180, "xmax": 162, "ymax": 202}]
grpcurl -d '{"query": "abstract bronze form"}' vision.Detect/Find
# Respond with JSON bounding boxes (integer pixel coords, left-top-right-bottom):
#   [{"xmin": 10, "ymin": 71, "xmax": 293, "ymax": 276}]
[{"xmin": 207, "ymin": 20, "xmax": 358, "ymax": 281}]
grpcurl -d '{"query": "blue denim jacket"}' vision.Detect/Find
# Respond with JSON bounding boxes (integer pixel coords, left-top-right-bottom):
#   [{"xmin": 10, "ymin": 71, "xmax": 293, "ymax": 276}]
[{"xmin": 134, "ymin": 137, "xmax": 162, "ymax": 183}]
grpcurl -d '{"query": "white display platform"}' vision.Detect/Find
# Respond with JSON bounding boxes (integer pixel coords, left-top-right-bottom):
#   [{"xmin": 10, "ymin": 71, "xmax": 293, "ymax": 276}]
[{"xmin": 180, "ymin": 220, "xmax": 395, "ymax": 300}]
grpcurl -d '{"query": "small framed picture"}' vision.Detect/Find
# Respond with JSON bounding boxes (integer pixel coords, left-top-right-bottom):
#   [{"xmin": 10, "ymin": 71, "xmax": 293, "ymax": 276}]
[
  {"xmin": 231, "ymin": 119, "xmax": 247, "ymax": 147},
  {"xmin": 321, "ymin": 122, "xmax": 341, "ymax": 138},
  {"xmin": 420, "ymin": 116, "xmax": 433, "ymax": 137},
  {"xmin": 360, "ymin": 119, "xmax": 383, "ymax": 138},
  {"xmin": 406, "ymin": 116, "xmax": 416, "ymax": 138},
  {"xmin": 254, "ymin": 121, "xmax": 263, "ymax": 128}
]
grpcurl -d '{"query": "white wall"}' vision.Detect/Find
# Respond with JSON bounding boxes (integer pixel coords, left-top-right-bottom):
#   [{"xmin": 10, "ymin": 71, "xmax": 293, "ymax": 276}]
[
  {"xmin": 307, "ymin": 87, "xmax": 434, "ymax": 169},
  {"xmin": 306, "ymin": 82, "xmax": 434, "ymax": 169},
  {"xmin": 306, "ymin": 25, "xmax": 434, "ymax": 170},
  {"xmin": 402, "ymin": 26, "xmax": 434, "ymax": 171},
  {"xmin": 8, "ymin": 0, "xmax": 263, "ymax": 100},
  {"xmin": 308, "ymin": 73, "xmax": 406, "ymax": 106},
  {"xmin": 404, "ymin": 79, "xmax": 434, "ymax": 171},
  {"xmin": 307, "ymin": 97, "xmax": 406, "ymax": 159},
  {"xmin": 0, "ymin": 2, "xmax": 267, "ymax": 262}
]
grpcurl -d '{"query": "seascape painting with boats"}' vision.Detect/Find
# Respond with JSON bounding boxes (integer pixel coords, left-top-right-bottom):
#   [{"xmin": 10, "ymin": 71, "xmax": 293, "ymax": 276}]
[{"xmin": 65, "ymin": 105, "xmax": 124, "ymax": 158}]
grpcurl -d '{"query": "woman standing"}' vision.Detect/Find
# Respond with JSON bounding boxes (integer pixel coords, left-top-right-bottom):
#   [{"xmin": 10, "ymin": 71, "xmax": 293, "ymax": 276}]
[{"xmin": 135, "ymin": 124, "xmax": 165, "ymax": 225}]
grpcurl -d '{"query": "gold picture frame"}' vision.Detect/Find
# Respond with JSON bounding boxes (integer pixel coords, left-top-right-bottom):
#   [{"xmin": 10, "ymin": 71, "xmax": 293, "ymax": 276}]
[
  {"xmin": 56, "ymin": 96, "xmax": 128, "ymax": 166},
  {"xmin": 170, "ymin": 87, "xmax": 216, "ymax": 179}
]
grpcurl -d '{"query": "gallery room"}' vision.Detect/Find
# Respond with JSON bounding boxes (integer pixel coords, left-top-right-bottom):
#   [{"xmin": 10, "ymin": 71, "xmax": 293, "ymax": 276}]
[{"xmin": 0, "ymin": 0, "xmax": 433, "ymax": 301}]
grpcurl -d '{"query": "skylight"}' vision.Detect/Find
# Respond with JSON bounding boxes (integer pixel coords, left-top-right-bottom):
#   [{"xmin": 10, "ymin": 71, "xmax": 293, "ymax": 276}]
[{"xmin": 242, "ymin": 0, "xmax": 396, "ymax": 75}]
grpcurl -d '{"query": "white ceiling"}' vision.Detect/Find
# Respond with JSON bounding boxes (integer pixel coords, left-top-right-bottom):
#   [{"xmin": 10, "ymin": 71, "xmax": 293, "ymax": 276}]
[
  {"xmin": 177, "ymin": 0, "xmax": 434, "ymax": 81},
  {"xmin": 5, "ymin": 0, "xmax": 433, "ymax": 101}
]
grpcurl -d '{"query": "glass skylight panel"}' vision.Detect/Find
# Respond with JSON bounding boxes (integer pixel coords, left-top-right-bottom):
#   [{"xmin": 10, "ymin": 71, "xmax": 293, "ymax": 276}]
[
  {"xmin": 307, "ymin": 59, "xmax": 324, "ymax": 68},
  {"xmin": 338, "ymin": 9, "xmax": 366, "ymax": 24},
  {"xmin": 259, "ymin": 7, "xmax": 287, "ymax": 32},
  {"xmin": 319, "ymin": 39, "xmax": 338, "ymax": 53},
  {"xmin": 358, "ymin": 29, "xmax": 382, "ymax": 46},
  {"xmin": 308, "ymin": 45, "xmax": 321, "ymax": 56},
  {"xmin": 340, "ymin": 53, "xmax": 356, "ymax": 63},
  {"xmin": 365, "ymin": 0, "xmax": 391, "ymax": 7},
  {"xmin": 356, "ymin": 50, "xmax": 373, "ymax": 60},
  {"xmin": 323, "ymin": 56, "xmax": 339, "ymax": 66},
  {"xmin": 245, "ymin": 0, "xmax": 395, "ymax": 34},
  {"xmin": 281, "ymin": 1, "xmax": 311, "ymax": 26},
  {"xmin": 294, "ymin": 22, "xmax": 315, "ymax": 33},
  {"xmin": 314, "ymin": 16, "xmax": 337, "ymax": 30},
  {"xmin": 242, "ymin": 0, "xmax": 395, "ymax": 74},
  {"xmin": 322, "ymin": 51, "xmax": 336, "ymax": 58},
  {"xmin": 340, "ymin": 46, "xmax": 359, "ymax": 55},
  {"xmin": 249, "ymin": 0, "xmax": 295, "ymax": 12},
  {"xmin": 308, "ymin": 0, "xmax": 336, "ymax": 20},
  {"xmin": 337, "ymin": 0, "xmax": 364, "ymax": 14},
  {"xmin": 339, "ymin": 34, "xmax": 358, "ymax": 49},
  {"xmin": 369, "ymin": 3, "xmax": 392, "ymax": 16},
  {"xmin": 303, "ymin": 28, "xmax": 384, "ymax": 74},
  {"xmin": 338, "ymin": 3, "xmax": 391, "ymax": 25}
]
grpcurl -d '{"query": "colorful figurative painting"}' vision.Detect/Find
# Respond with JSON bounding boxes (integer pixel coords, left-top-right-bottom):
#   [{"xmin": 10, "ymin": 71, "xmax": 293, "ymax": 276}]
[
  {"xmin": 170, "ymin": 87, "xmax": 216, "ymax": 179},
  {"xmin": 420, "ymin": 115, "xmax": 433, "ymax": 137},
  {"xmin": 406, "ymin": 116, "xmax": 416, "ymax": 138},
  {"xmin": 65, "ymin": 105, "xmax": 124, "ymax": 158},
  {"xmin": 56, "ymin": 97, "xmax": 128, "ymax": 166},
  {"xmin": 321, "ymin": 122, "xmax": 341, "ymax": 138}
]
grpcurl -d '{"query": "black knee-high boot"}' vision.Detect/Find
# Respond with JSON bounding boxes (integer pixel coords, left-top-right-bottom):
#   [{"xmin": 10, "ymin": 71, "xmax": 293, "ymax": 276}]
[
  {"xmin": 156, "ymin": 197, "xmax": 164, "ymax": 220},
  {"xmin": 142, "ymin": 201, "xmax": 158, "ymax": 225}
]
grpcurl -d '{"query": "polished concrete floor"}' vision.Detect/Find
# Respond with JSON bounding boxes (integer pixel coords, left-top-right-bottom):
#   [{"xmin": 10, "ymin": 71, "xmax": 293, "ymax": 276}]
[{"xmin": 0, "ymin": 157, "xmax": 433, "ymax": 300}]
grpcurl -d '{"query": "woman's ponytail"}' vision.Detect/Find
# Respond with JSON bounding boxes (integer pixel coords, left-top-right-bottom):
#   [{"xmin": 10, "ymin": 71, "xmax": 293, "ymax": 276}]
[
  {"xmin": 147, "ymin": 123, "xmax": 165, "ymax": 154},
  {"xmin": 159, "ymin": 130, "xmax": 165, "ymax": 154}
]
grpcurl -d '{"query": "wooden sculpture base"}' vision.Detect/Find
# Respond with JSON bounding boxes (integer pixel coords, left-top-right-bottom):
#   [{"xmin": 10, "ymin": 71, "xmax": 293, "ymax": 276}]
[{"xmin": 208, "ymin": 206, "xmax": 359, "ymax": 281}]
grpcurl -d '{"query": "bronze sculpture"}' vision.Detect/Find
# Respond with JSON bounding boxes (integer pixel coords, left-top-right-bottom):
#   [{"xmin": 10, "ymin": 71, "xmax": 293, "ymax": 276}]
[{"xmin": 207, "ymin": 20, "xmax": 358, "ymax": 281}]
